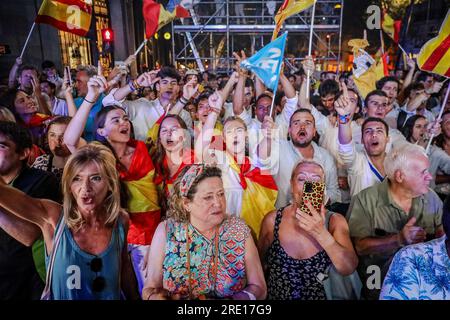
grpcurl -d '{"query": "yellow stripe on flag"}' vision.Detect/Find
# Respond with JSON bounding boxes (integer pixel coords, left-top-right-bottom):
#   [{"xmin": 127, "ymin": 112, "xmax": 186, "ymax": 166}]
[
  {"xmin": 37, "ymin": 0, "xmax": 91, "ymax": 34},
  {"xmin": 417, "ymin": 10, "xmax": 450, "ymax": 77},
  {"xmin": 272, "ymin": 0, "xmax": 316, "ymax": 40},
  {"xmin": 124, "ymin": 169, "xmax": 160, "ymax": 213}
]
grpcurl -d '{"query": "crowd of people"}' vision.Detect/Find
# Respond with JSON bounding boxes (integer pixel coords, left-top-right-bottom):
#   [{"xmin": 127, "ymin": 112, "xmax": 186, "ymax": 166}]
[{"xmin": 0, "ymin": 47, "xmax": 449, "ymax": 300}]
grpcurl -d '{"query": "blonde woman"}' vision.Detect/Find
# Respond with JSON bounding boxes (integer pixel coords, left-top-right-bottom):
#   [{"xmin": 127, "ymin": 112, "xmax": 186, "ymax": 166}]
[{"xmin": 0, "ymin": 143, "xmax": 139, "ymax": 300}]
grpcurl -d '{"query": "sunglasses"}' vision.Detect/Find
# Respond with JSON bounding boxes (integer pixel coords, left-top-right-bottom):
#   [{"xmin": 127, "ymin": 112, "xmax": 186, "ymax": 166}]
[{"xmin": 90, "ymin": 257, "xmax": 106, "ymax": 292}]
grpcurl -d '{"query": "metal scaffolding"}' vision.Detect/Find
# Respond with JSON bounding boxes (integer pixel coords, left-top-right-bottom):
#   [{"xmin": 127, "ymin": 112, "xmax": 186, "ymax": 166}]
[{"xmin": 172, "ymin": 0, "xmax": 344, "ymax": 72}]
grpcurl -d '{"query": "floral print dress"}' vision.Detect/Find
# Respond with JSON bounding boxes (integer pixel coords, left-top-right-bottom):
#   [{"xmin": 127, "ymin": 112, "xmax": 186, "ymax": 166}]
[{"xmin": 163, "ymin": 216, "xmax": 250, "ymax": 299}]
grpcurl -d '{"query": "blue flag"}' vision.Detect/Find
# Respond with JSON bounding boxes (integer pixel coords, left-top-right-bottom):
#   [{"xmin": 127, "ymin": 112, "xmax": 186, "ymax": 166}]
[{"xmin": 240, "ymin": 32, "xmax": 288, "ymax": 92}]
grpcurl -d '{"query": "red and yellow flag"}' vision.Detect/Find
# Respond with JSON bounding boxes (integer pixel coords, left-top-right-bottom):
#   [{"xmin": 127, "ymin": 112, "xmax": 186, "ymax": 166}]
[
  {"xmin": 417, "ymin": 10, "xmax": 450, "ymax": 78},
  {"xmin": 381, "ymin": 11, "xmax": 402, "ymax": 43},
  {"xmin": 35, "ymin": 0, "xmax": 92, "ymax": 37},
  {"xmin": 272, "ymin": 0, "xmax": 316, "ymax": 40},
  {"xmin": 143, "ymin": 0, "xmax": 190, "ymax": 38},
  {"xmin": 228, "ymin": 154, "xmax": 278, "ymax": 240},
  {"xmin": 120, "ymin": 140, "xmax": 160, "ymax": 245}
]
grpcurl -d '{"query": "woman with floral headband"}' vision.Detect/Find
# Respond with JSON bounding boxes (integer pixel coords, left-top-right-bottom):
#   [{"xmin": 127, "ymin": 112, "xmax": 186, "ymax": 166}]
[{"xmin": 142, "ymin": 164, "xmax": 266, "ymax": 300}]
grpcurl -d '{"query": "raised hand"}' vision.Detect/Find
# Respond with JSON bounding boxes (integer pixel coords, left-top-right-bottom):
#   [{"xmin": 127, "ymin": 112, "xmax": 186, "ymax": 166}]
[
  {"xmin": 208, "ymin": 91, "xmax": 223, "ymax": 114},
  {"xmin": 62, "ymin": 66, "xmax": 73, "ymax": 95},
  {"xmin": 233, "ymin": 50, "xmax": 248, "ymax": 74},
  {"xmin": 427, "ymin": 81, "xmax": 444, "ymax": 95},
  {"xmin": 261, "ymin": 115, "xmax": 275, "ymax": 139},
  {"xmin": 124, "ymin": 54, "xmax": 137, "ymax": 66},
  {"xmin": 406, "ymin": 57, "xmax": 416, "ymax": 71},
  {"xmin": 182, "ymin": 77, "xmax": 199, "ymax": 100},
  {"xmin": 334, "ymin": 82, "xmax": 355, "ymax": 117},
  {"xmin": 85, "ymin": 62, "xmax": 108, "ymax": 102},
  {"xmin": 426, "ymin": 118, "xmax": 442, "ymax": 137},
  {"xmin": 302, "ymin": 55, "xmax": 315, "ymax": 75},
  {"xmin": 136, "ymin": 70, "xmax": 160, "ymax": 88}
]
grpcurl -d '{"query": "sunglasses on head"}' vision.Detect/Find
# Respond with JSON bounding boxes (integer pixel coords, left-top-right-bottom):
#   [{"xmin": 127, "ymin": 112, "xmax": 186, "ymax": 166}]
[{"xmin": 90, "ymin": 257, "xmax": 106, "ymax": 292}]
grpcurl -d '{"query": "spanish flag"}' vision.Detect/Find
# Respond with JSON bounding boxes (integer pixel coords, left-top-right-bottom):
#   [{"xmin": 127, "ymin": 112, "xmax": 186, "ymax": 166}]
[
  {"xmin": 417, "ymin": 10, "xmax": 450, "ymax": 78},
  {"xmin": 35, "ymin": 0, "xmax": 92, "ymax": 37},
  {"xmin": 120, "ymin": 140, "xmax": 161, "ymax": 245},
  {"xmin": 227, "ymin": 154, "xmax": 278, "ymax": 240},
  {"xmin": 272, "ymin": 0, "xmax": 316, "ymax": 40},
  {"xmin": 143, "ymin": 0, "xmax": 190, "ymax": 38},
  {"xmin": 381, "ymin": 11, "xmax": 402, "ymax": 44}
]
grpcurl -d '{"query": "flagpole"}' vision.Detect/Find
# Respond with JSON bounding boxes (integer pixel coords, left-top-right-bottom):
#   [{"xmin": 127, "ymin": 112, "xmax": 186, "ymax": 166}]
[
  {"xmin": 20, "ymin": 22, "xmax": 36, "ymax": 59},
  {"xmin": 426, "ymin": 84, "xmax": 450, "ymax": 154},
  {"xmin": 134, "ymin": 39, "xmax": 148, "ymax": 56},
  {"xmin": 306, "ymin": 2, "xmax": 316, "ymax": 100}
]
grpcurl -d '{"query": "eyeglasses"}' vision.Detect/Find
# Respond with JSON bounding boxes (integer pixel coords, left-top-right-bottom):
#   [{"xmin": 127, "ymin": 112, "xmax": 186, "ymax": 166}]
[{"xmin": 90, "ymin": 257, "xmax": 106, "ymax": 292}]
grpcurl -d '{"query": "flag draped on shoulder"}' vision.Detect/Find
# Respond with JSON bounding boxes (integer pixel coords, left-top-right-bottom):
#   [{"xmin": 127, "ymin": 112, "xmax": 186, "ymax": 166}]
[
  {"xmin": 35, "ymin": 0, "xmax": 92, "ymax": 37},
  {"xmin": 272, "ymin": 0, "xmax": 316, "ymax": 40},
  {"xmin": 240, "ymin": 33, "xmax": 288, "ymax": 92},
  {"xmin": 143, "ymin": 0, "xmax": 190, "ymax": 39},
  {"xmin": 417, "ymin": 10, "xmax": 450, "ymax": 78},
  {"xmin": 381, "ymin": 11, "xmax": 402, "ymax": 43}
]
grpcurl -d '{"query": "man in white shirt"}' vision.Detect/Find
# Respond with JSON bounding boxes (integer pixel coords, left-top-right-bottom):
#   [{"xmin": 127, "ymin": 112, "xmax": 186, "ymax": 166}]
[
  {"xmin": 102, "ymin": 66, "xmax": 194, "ymax": 142},
  {"xmin": 257, "ymin": 108, "xmax": 341, "ymax": 208},
  {"xmin": 336, "ymin": 83, "xmax": 390, "ymax": 196},
  {"xmin": 376, "ymin": 76, "xmax": 401, "ymax": 129}
]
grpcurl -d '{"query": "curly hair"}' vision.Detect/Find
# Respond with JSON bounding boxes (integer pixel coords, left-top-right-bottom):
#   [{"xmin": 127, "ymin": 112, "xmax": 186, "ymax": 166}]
[{"xmin": 166, "ymin": 165, "xmax": 222, "ymax": 222}]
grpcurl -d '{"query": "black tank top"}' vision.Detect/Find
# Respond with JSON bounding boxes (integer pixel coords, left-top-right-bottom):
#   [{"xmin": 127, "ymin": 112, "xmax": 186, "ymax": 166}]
[{"xmin": 266, "ymin": 207, "xmax": 332, "ymax": 300}]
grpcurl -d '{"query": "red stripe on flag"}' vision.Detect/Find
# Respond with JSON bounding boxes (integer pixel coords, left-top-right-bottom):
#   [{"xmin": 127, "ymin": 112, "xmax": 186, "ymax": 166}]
[
  {"xmin": 393, "ymin": 20, "xmax": 402, "ymax": 43},
  {"xmin": 48, "ymin": 0, "xmax": 92, "ymax": 13},
  {"xmin": 35, "ymin": 15, "xmax": 89, "ymax": 36},
  {"xmin": 421, "ymin": 34, "xmax": 450, "ymax": 73},
  {"xmin": 143, "ymin": 0, "xmax": 162, "ymax": 38},
  {"xmin": 175, "ymin": 5, "xmax": 190, "ymax": 18}
]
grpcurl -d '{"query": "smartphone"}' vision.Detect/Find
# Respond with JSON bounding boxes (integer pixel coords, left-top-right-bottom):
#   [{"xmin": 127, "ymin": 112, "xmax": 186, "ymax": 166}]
[
  {"xmin": 298, "ymin": 181, "xmax": 325, "ymax": 215},
  {"xmin": 65, "ymin": 66, "xmax": 72, "ymax": 86}
]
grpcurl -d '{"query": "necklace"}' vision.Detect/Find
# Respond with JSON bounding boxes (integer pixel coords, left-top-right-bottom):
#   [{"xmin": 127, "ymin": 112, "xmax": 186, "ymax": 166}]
[{"xmin": 185, "ymin": 224, "xmax": 220, "ymax": 299}]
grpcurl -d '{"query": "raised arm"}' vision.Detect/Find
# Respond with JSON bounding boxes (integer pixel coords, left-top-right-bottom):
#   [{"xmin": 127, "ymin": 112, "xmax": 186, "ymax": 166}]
[
  {"xmin": 31, "ymin": 73, "xmax": 52, "ymax": 115},
  {"xmin": 335, "ymin": 83, "xmax": 356, "ymax": 145},
  {"xmin": 0, "ymin": 178, "xmax": 61, "ymax": 234},
  {"xmin": 194, "ymin": 92, "xmax": 223, "ymax": 163},
  {"xmin": 0, "ymin": 207, "xmax": 42, "ymax": 246},
  {"xmin": 62, "ymin": 67, "xmax": 77, "ymax": 117},
  {"xmin": 254, "ymin": 76, "xmax": 266, "ymax": 98},
  {"xmin": 168, "ymin": 77, "xmax": 199, "ymax": 116},
  {"xmin": 232, "ymin": 51, "xmax": 248, "ymax": 117},
  {"xmin": 298, "ymin": 56, "xmax": 315, "ymax": 110},
  {"xmin": 219, "ymin": 71, "xmax": 239, "ymax": 103},
  {"xmin": 63, "ymin": 64, "xmax": 107, "ymax": 153},
  {"xmin": 8, "ymin": 57, "xmax": 22, "ymax": 89}
]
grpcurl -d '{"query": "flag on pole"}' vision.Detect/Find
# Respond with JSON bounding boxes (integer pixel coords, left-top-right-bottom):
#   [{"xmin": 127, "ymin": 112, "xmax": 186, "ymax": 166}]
[
  {"xmin": 381, "ymin": 11, "xmax": 402, "ymax": 43},
  {"xmin": 143, "ymin": 0, "xmax": 190, "ymax": 39},
  {"xmin": 35, "ymin": 0, "xmax": 92, "ymax": 37},
  {"xmin": 417, "ymin": 10, "xmax": 450, "ymax": 78},
  {"xmin": 240, "ymin": 33, "xmax": 288, "ymax": 92},
  {"xmin": 167, "ymin": 0, "xmax": 197, "ymax": 12},
  {"xmin": 272, "ymin": 0, "xmax": 316, "ymax": 40}
]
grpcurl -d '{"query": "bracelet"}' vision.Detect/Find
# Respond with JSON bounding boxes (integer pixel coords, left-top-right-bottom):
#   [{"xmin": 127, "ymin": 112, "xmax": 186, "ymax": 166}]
[
  {"xmin": 83, "ymin": 97, "xmax": 96, "ymax": 104},
  {"xmin": 132, "ymin": 79, "xmax": 141, "ymax": 90},
  {"xmin": 179, "ymin": 96, "xmax": 189, "ymax": 105},
  {"xmin": 338, "ymin": 113, "xmax": 351, "ymax": 124},
  {"xmin": 128, "ymin": 80, "xmax": 136, "ymax": 92},
  {"xmin": 241, "ymin": 290, "xmax": 256, "ymax": 300}
]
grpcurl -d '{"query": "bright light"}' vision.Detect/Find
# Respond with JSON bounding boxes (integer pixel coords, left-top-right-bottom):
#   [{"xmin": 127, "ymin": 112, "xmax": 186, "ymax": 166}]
[
  {"xmin": 164, "ymin": 32, "xmax": 171, "ymax": 40},
  {"xmin": 154, "ymin": 33, "xmax": 159, "ymax": 40},
  {"xmin": 334, "ymin": 4, "xmax": 342, "ymax": 9}
]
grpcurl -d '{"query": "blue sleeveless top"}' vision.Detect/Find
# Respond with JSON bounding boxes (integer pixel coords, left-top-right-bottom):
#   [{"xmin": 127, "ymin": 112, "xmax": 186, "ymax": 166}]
[{"xmin": 45, "ymin": 216, "xmax": 125, "ymax": 300}]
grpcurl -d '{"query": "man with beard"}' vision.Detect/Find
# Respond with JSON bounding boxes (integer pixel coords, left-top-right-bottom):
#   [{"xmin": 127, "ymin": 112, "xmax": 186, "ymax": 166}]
[
  {"xmin": 347, "ymin": 143, "xmax": 444, "ymax": 300},
  {"xmin": 102, "ymin": 66, "xmax": 194, "ymax": 142},
  {"xmin": 376, "ymin": 76, "xmax": 401, "ymax": 129},
  {"xmin": 257, "ymin": 109, "xmax": 341, "ymax": 209},
  {"xmin": 0, "ymin": 121, "xmax": 60, "ymax": 299},
  {"xmin": 336, "ymin": 84, "xmax": 390, "ymax": 196}
]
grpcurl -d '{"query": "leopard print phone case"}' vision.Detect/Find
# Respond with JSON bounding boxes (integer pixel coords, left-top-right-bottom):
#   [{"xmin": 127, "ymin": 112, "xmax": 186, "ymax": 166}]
[{"xmin": 298, "ymin": 181, "xmax": 325, "ymax": 215}]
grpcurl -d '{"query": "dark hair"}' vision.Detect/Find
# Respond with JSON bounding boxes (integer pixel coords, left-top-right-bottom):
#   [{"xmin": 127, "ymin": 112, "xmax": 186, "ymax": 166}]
[
  {"xmin": 41, "ymin": 60, "xmax": 56, "ymax": 70},
  {"xmin": 432, "ymin": 110, "xmax": 450, "ymax": 149},
  {"xmin": 0, "ymin": 88, "xmax": 26, "ymax": 125},
  {"xmin": 156, "ymin": 66, "xmax": 181, "ymax": 82},
  {"xmin": 289, "ymin": 108, "xmax": 315, "ymax": 127},
  {"xmin": 245, "ymin": 78, "xmax": 255, "ymax": 90},
  {"xmin": 40, "ymin": 80, "xmax": 56, "ymax": 91},
  {"xmin": 417, "ymin": 71, "xmax": 433, "ymax": 83},
  {"xmin": 255, "ymin": 93, "xmax": 273, "ymax": 106},
  {"xmin": 17, "ymin": 65, "xmax": 38, "ymax": 78},
  {"xmin": 0, "ymin": 121, "xmax": 32, "ymax": 154},
  {"xmin": 361, "ymin": 117, "xmax": 389, "ymax": 136},
  {"xmin": 194, "ymin": 90, "xmax": 214, "ymax": 106},
  {"xmin": 275, "ymin": 91, "xmax": 286, "ymax": 107},
  {"xmin": 364, "ymin": 90, "xmax": 388, "ymax": 107},
  {"xmin": 376, "ymin": 76, "xmax": 400, "ymax": 93},
  {"xmin": 400, "ymin": 115, "xmax": 426, "ymax": 142},
  {"xmin": 403, "ymin": 82, "xmax": 425, "ymax": 99},
  {"xmin": 318, "ymin": 79, "xmax": 339, "ymax": 98}
]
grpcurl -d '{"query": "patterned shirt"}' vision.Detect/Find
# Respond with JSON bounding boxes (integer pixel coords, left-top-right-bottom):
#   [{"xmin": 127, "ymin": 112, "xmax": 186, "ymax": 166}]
[
  {"xmin": 163, "ymin": 216, "xmax": 250, "ymax": 299},
  {"xmin": 380, "ymin": 236, "xmax": 450, "ymax": 300}
]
